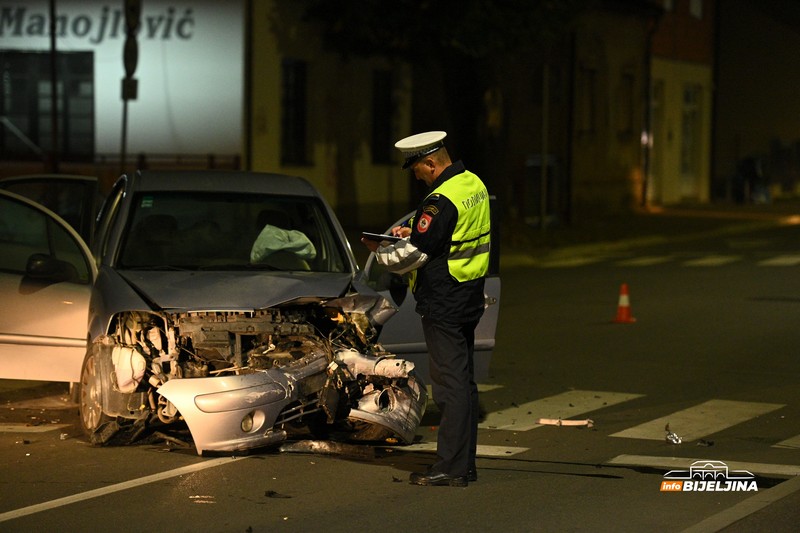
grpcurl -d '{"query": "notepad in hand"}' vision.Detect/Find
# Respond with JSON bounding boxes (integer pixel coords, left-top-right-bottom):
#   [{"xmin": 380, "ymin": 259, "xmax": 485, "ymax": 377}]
[{"xmin": 361, "ymin": 232, "xmax": 402, "ymax": 243}]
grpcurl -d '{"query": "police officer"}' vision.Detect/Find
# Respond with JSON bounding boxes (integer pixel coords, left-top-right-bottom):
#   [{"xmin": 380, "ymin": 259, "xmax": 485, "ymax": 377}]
[{"xmin": 361, "ymin": 131, "xmax": 491, "ymax": 487}]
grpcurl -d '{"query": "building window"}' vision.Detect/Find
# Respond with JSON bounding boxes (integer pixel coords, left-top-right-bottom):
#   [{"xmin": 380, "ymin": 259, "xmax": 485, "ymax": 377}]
[
  {"xmin": 681, "ymin": 83, "xmax": 702, "ymax": 175},
  {"xmin": 690, "ymin": 0, "xmax": 703, "ymax": 19},
  {"xmin": 281, "ymin": 58, "xmax": 308, "ymax": 165},
  {"xmin": 0, "ymin": 51, "xmax": 94, "ymax": 161},
  {"xmin": 577, "ymin": 65, "xmax": 597, "ymax": 134},
  {"xmin": 371, "ymin": 70, "xmax": 393, "ymax": 164}
]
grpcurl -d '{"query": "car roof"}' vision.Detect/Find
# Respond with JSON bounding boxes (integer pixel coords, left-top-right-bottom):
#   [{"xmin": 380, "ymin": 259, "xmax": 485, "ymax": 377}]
[
  {"xmin": 128, "ymin": 170, "xmax": 321, "ymax": 197},
  {"xmin": 0, "ymin": 173, "xmax": 98, "ymax": 184}
]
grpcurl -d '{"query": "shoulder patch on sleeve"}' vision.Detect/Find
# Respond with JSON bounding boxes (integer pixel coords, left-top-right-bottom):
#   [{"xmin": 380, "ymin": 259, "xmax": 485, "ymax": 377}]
[
  {"xmin": 423, "ymin": 204, "xmax": 439, "ymax": 216},
  {"xmin": 416, "ymin": 212, "xmax": 433, "ymax": 233}
]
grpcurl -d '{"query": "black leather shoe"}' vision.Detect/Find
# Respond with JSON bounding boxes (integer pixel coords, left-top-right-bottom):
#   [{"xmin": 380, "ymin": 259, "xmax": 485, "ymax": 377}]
[
  {"xmin": 409, "ymin": 470, "xmax": 468, "ymax": 487},
  {"xmin": 468, "ymin": 467, "xmax": 478, "ymax": 482}
]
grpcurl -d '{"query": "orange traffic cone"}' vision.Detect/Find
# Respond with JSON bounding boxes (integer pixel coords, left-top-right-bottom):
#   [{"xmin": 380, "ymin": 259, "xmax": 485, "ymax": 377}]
[{"xmin": 614, "ymin": 283, "xmax": 636, "ymax": 323}]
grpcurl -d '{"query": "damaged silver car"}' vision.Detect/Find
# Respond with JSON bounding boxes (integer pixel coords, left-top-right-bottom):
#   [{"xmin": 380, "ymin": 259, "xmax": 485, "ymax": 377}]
[
  {"xmin": 78, "ymin": 170, "xmax": 429, "ymax": 454},
  {"xmin": 0, "ymin": 170, "xmax": 499, "ymax": 455}
]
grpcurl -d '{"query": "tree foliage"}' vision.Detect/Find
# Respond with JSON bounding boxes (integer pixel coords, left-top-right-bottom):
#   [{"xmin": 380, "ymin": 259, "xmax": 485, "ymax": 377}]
[
  {"xmin": 301, "ymin": 0, "xmax": 593, "ymax": 200},
  {"xmin": 302, "ymin": 0, "xmax": 591, "ymax": 62}
]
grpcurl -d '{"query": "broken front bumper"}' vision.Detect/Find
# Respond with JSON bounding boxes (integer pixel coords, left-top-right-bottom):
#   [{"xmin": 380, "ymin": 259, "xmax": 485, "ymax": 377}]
[
  {"xmin": 157, "ymin": 369, "xmax": 305, "ymax": 455},
  {"xmin": 157, "ymin": 359, "xmax": 427, "ymax": 455}
]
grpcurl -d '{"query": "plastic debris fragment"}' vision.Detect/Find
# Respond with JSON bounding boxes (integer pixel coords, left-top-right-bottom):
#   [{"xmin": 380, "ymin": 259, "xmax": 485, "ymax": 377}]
[
  {"xmin": 537, "ymin": 418, "xmax": 594, "ymax": 428},
  {"xmin": 279, "ymin": 439, "xmax": 375, "ymax": 459},
  {"xmin": 665, "ymin": 423, "xmax": 682, "ymax": 444}
]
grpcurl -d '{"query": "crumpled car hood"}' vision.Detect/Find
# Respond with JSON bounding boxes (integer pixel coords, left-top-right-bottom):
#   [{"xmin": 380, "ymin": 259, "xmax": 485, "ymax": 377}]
[{"xmin": 117, "ymin": 270, "xmax": 355, "ymax": 311}]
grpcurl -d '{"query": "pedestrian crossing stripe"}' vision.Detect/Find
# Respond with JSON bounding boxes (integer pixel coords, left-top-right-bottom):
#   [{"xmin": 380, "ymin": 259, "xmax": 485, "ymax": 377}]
[
  {"xmin": 535, "ymin": 256, "xmax": 609, "ymax": 268},
  {"xmin": 479, "ymin": 390, "xmax": 644, "ymax": 432},
  {"xmin": 773, "ymin": 434, "xmax": 800, "ymax": 449},
  {"xmin": 758, "ymin": 255, "xmax": 800, "ymax": 266},
  {"xmin": 683, "ymin": 255, "xmax": 742, "ymax": 266},
  {"xmin": 509, "ymin": 253, "xmax": 800, "ymax": 269},
  {"xmin": 610, "ymin": 399, "xmax": 784, "ymax": 441},
  {"xmin": 606, "ymin": 454, "xmax": 800, "ymax": 477},
  {"xmin": 616, "ymin": 255, "xmax": 674, "ymax": 266}
]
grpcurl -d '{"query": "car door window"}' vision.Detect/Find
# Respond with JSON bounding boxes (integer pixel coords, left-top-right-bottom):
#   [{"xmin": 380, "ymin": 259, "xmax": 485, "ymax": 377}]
[
  {"xmin": 94, "ymin": 179, "xmax": 125, "ymax": 263},
  {"xmin": 0, "ymin": 196, "xmax": 91, "ymax": 284},
  {"xmin": 0, "ymin": 176, "xmax": 100, "ymax": 245}
]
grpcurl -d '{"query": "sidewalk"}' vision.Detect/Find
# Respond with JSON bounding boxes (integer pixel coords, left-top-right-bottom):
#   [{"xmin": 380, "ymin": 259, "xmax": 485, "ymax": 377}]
[
  {"xmin": 500, "ymin": 199, "xmax": 800, "ymax": 262},
  {"xmin": 347, "ymin": 199, "xmax": 800, "ymax": 270}
]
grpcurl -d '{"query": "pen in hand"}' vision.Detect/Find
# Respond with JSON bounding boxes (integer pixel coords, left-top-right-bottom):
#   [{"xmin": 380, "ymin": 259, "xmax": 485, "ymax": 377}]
[{"xmin": 392, "ymin": 225, "xmax": 412, "ymax": 238}]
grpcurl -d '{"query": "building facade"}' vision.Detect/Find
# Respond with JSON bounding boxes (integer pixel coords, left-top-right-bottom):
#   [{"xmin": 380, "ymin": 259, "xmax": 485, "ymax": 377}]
[
  {"xmin": 649, "ymin": 0, "xmax": 715, "ymax": 205},
  {"xmin": 247, "ymin": 1, "xmax": 413, "ymax": 227},
  {"xmin": 1, "ymin": 0, "xmax": 244, "ymax": 177},
  {"xmin": 9, "ymin": 0, "xmax": 767, "ymax": 231},
  {"xmin": 714, "ymin": 0, "xmax": 800, "ymax": 201},
  {"xmin": 0, "ymin": 0, "xmax": 415, "ymax": 227}
]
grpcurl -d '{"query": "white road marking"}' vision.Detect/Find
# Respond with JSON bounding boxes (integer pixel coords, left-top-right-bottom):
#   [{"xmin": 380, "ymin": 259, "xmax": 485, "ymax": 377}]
[
  {"xmin": 616, "ymin": 255, "xmax": 674, "ymax": 266},
  {"xmin": 535, "ymin": 256, "xmax": 609, "ymax": 268},
  {"xmin": 0, "ymin": 423, "xmax": 70, "ymax": 433},
  {"xmin": 0, "ymin": 457, "xmax": 246, "ymax": 523},
  {"xmin": 681, "ymin": 475, "xmax": 800, "ymax": 533},
  {"xmin": 606, "ymin": 454, "xmax": 800, "ymax": 477},
  {"xmin": 610, "ymin": 399, "xmax": 784, "ymax": 441},
  {"xmin": 683, "ymin": 255, "xmax": 742, "ymax": 266},
  {"xmin": 480, "ymin": 390, "xmax": 644, "ymax": 432},
  {"xmin": 513, "ymin": 252, "xmax": 800, "ymax": 269},
  {"xmin": 773, "ymin": 434, "xmax": 800, "ymax": 449},
  {"xmin": 758, "ymin": 254, "xmax": 800, "ymax": 266},
  {"xmin": 398, "ymin": 442, "xmax": 528, "ymax": 457},
  {"xmin": 608, "ymin": 455, "xmax": 800, "ymax": 533}
]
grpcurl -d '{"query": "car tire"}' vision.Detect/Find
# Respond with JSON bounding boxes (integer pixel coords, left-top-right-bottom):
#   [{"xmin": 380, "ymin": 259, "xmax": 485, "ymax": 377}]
[{"xmin": 79, "ymin": 344, "xmax": 112, "ymax": 436}]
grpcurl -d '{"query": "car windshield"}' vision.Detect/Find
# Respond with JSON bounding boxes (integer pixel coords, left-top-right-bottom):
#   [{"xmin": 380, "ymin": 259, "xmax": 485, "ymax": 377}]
[{"xmin": 117, "ymin": 191, "xmax": 349, "ymax": 272}]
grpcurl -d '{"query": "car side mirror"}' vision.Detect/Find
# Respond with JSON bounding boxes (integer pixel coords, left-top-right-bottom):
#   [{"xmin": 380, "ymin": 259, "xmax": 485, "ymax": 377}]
[{"xmin": 25, "ymin": 253, "xmax": 77, "ymax": 283}]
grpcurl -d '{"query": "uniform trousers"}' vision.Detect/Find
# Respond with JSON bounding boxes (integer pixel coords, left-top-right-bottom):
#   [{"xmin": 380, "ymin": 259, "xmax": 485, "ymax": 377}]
[{"xmin": 421, "ymin": 316, "xmax": 479, "ymax": 477}]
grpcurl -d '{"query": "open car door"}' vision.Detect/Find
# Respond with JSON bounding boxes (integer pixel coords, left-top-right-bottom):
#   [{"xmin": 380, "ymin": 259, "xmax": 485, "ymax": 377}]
[
  {"xmin": 0, "ymin": 190, "xmax": 97, "ymax": 382},
  {"xmin": 361, "ymin": 198, "xmax": 501, "ymax": 383}
]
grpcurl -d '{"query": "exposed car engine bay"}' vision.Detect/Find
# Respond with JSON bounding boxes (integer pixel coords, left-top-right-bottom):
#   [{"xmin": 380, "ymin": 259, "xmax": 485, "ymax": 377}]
[{"xmin": 80, "ymin": 294, "xmax": 427, "ymax": 454}]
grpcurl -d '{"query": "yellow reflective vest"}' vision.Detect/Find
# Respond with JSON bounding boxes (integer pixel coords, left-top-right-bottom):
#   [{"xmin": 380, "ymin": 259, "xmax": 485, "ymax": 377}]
[{"xmin": 410, "ymin": 170, "xmax": 491, "ymax": 290}]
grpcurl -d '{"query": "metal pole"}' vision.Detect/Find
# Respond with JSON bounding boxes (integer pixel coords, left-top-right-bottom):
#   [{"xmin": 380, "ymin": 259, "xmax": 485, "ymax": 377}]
[
  {"xmin": 48, "ymin": 0, "xmax": 59, "ymax": 172},
  {"xmin": 121, "ymin": 0, "xmax": 141, "ymax": 175},
  {"xmin": 540, "ymin": 62, "xmax": 549, "ymax": 231},
  {"xmin": 120, "ymin": 99, "xmax": 128, "ymax": 174}
]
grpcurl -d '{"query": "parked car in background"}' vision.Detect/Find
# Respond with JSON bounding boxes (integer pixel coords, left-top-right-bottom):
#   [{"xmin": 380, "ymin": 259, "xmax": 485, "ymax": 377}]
[{"xmin": 0, "ymin": 170, "xmax": 500, "ymax": 455}]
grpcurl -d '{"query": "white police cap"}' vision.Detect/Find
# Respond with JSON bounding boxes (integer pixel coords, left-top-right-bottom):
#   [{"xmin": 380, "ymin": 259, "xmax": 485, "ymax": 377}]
[{"xmin": 395, "ymin": 131, "xmax": 447, "ymax": 169}]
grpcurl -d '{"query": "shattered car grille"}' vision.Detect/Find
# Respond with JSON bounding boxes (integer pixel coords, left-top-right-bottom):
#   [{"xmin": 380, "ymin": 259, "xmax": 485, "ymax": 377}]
[{"xmin": 82, "ymin": 296, "xmax": 427, "ymax": 454}]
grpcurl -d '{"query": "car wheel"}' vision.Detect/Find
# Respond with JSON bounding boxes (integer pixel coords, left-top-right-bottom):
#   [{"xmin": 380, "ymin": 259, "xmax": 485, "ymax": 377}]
[{"xmin": 79, "ymin": 345, "xmax": 111, "ymax": 435}]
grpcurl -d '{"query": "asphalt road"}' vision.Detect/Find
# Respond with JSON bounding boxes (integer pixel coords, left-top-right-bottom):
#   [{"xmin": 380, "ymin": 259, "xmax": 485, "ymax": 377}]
[{"xmin": 2, "ymin": 206, "xmax": 800, "ymax": 532}]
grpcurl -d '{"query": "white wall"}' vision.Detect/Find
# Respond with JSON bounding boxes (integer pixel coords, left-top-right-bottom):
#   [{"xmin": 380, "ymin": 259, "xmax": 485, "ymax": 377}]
[{"xmin": 0, "ymin": 0, "xmax": 243, "ymax": 155}]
